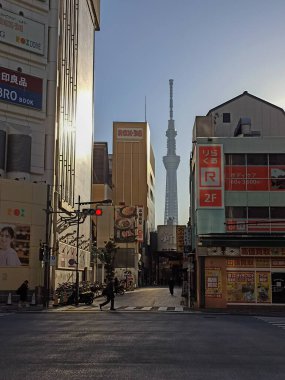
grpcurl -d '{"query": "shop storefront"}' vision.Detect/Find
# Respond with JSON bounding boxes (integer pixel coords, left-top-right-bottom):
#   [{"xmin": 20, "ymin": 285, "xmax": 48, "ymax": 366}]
[{"xmin": 203, "ymin": 247, "xmax": 285, "ymax": 308}]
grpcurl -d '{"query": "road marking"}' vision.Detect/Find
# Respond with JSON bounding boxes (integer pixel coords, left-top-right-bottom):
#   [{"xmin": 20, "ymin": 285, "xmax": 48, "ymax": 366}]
[
  {"xmin": 158, "ymin": 307, "xmax": 168, "ymax": 311},
  {"xmin": 174, "ymin": 306, "xmax": 184, "ymax": 312},
  {"xmin": 141, "ymin": 307, "xmax": 152, "ymax": 311},
  {"xmin": 124, "ymin": 306, "xmax": 137, "ymax": 310},
  {"xmin": 255, "ymin": 316, "xmax": 285, "ymax": 331}
]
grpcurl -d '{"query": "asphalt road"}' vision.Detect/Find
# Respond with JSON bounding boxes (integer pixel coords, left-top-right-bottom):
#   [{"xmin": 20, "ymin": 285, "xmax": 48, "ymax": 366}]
[{"xmin": 1, "ymin": 311, "xmax": 285, "ymax": 380}]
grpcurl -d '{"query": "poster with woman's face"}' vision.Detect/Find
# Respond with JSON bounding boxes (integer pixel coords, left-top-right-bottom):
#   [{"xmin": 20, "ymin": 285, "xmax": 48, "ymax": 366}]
[{"xmin": 0, "ymin": 223, "xmax": 30, "ymax": 266}]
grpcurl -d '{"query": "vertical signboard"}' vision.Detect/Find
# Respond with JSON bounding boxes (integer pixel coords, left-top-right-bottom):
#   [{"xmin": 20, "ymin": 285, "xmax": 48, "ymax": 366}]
[
  {"xmin": 198, "ymin": 145, "xmax": 223, "ymax": 208},
  {"xmin": 176, "ymin": 225, "xmax": 185, "ymax": 252},
  {"xmin": 136, "ymin": 205, "xmax": 144, "ymax": 242}
]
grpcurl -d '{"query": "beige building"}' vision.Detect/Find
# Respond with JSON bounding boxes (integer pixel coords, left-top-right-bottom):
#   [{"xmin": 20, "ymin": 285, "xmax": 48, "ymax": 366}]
[
  {"xmin": 0, "ymin": 1, "xmax": 100, "ymax": 297},
  {"xmin": 112, "ymin": 122, "xmax": 155, "ymax": 284}
]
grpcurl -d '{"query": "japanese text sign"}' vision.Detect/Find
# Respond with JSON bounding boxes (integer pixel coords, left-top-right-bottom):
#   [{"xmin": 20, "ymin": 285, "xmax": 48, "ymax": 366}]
[
  {"xmin": 198, "ymin": 145, "xmax": 224, "ymax": 208},
  {"xmin": 0, "ymin": 67, "xmax": 43, "ymax": 110}
]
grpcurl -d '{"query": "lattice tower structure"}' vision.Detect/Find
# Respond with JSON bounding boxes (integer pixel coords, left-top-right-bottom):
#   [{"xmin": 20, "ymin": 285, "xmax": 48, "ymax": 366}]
[{"xmin": 163, "ymin": 79, "xmax": 180, "ymax": 225}]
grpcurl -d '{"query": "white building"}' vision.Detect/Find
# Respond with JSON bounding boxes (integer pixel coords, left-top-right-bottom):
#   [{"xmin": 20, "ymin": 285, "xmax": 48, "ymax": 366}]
[{"xmin": 0, "ymin": 0, "xmax": 100, "ymax": 297}]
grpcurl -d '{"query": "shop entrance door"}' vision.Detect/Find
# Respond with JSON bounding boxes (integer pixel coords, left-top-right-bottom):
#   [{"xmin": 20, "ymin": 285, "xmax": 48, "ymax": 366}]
[{"xmin": 272, "ymin": 273, "xmax": 285, "ymax": 303}]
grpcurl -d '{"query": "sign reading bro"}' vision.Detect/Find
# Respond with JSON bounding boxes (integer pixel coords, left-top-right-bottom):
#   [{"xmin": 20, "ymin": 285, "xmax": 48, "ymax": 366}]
[{"xmin": 0, "ymin": 67, "xmax": 43, "ymax": 110}]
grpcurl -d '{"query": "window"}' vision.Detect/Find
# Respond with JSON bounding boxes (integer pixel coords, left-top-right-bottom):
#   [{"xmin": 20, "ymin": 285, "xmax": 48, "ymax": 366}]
[
  {"xmin": 248, "ymin": 207, "xmax": 269, "ymax": 219},
  {"xmin": 223, "ymin": 113, "xmax": 231, "ymax": 123},
  {"xmin": 225, "ymin": 207, "xmax": 247, "ymax": 218},
  {"xmin": 247, "ymin": 154, "xmax": 267, "ymax": 165},
  {"xmin": 269, "ymin": 154, "xmax": 285, "ymax": 165},
  {"xmin": 225, "ymin": 154, "xmax": 245, "ymax": 165},
  {"xmin": 270, "ymin": 207, "xmax": 285, "ymax": 219}
]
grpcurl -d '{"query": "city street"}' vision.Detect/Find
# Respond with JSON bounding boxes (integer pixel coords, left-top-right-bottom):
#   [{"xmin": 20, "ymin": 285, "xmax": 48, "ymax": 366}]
[{"xmin": 0, "ymin": 287, "xmax": 285, "ymax": 379}]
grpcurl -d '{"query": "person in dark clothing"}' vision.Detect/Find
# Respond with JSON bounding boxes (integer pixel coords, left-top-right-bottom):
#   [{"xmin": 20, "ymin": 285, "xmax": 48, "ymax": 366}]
[
  {"xmin": 99, "ymin": 279, "xmax": 116, "ymax": 310},
  {"xmin": 17, "ymin": 280, "xmax": 29, "ymax": 307},
  {"xmin": 114, "ymin": 277, "xmax": 119, "ymax": 294},
  {"xmin": 168, "ymin": 277, "xmax": 175, "ymax": 296}
]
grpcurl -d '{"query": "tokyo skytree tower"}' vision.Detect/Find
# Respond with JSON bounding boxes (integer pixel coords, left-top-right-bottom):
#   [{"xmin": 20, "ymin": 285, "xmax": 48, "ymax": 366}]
[{"xmin": 163, "ymin": 79, "xmax": 180, "ymax": 225}]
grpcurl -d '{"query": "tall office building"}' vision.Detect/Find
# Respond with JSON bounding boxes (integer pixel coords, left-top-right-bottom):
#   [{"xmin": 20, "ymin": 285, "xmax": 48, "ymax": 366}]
[
  {"xmin": 112, "ymin": 121, "xmax": 155, "ymax": 284},
  {"xmin": 0, "ymin": 1, "xmax": 100, "ymax": 293},
  {"xmin": 163, "ymin": 79, "xmax": 180, "ymax": 225}
]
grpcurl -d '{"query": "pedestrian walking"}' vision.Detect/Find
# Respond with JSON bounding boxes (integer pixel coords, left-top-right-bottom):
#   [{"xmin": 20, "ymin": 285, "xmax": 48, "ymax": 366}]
[
  {"xmin": 114, "ymin": 277, "xmax": 119, "ymax": 294},
  {"xmin": 99, "ymin": 278, "xmax": 116, "ymax": 310},
  {"xmin": 168, "ymin": 277, "xmax": 175, "ymax": 296},
  {"xmin": 17, "ymin": 280, "xmax": 29, "ymax": 307}
]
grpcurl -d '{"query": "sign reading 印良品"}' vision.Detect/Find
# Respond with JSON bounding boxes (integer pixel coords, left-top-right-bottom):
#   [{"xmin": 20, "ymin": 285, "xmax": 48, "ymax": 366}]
[{"xmin": 0, "ymin": 67, "xmax": 43, "ymax": 110}]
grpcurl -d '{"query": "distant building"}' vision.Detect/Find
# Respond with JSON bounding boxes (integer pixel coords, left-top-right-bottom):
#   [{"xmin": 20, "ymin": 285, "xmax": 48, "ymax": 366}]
[{"xmin": 190, "ymin": 91, "xmax": 285, "ymax": 309}]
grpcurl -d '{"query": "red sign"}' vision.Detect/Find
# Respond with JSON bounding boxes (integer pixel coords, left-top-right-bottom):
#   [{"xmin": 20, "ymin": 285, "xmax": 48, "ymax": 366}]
[
  {"xmin": 198, "ymin": 145, "xmax": 223, "ymax": 208},
  {"xmin": 225, "ymin": 165, "xmax": 285, "ymax": 191}
]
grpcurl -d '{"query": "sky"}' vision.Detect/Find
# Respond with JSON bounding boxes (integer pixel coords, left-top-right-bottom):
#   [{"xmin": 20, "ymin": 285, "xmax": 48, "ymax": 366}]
[{"xmin": 94, "ymin": 0, "xmax": 285, "ymax": 227}]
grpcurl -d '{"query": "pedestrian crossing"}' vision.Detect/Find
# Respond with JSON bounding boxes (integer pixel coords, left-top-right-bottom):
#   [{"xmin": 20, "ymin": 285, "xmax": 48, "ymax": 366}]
[
  {"xmin": 51, "ymin": 305, "xmax": 189, "ymax": 313},
  {"xmin": 255, "ymin": 316, "xmax": 285, "ymax": 331},
  {"xmin": 0, "ymin": 313, "xmax": 10, "ymax": 317}
]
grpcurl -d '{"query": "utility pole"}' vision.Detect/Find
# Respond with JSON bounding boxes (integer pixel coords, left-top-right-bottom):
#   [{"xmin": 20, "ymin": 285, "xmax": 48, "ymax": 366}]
[
  {"xmin": 43, "ymin": 184, "xmax": 51, "ymax": 308},
  {"xmin": 75, "ymin": 195, "xmax": 81, "ymax": 306}
]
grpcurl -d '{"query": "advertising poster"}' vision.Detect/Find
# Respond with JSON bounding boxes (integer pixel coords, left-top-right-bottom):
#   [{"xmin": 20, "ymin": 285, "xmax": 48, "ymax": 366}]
[
  {"xmin": 114, "ymin": 206, "xmax": 136, "ymax": 243},
  {"xmin": 205, "ymin": 268, "xmax": 222, "ymax": 298},
  {"xmin": 0, "ymin": 223, "xmax": 30, "ymax": 266},
  {"xmin": 227, "ymin": 271, "xmax": 255, "ymax": 303},
  {"xmin": 198, "ymin": 145, "xmax": 224, "ymax": 208},
  {"xmin": 0, "ymin": 8, "xmax": 45, "ymax": 55},
  {"xmin": 224, "ymin": 165, "xmax": 285, "ymax": 191},
  {"xmin": 0, "ymin": 66, "xmax": 43, "ymax": 110},
  {"xmin": 256, "ymin": 271, "xmax": 271, "ymax": 303},
  {"xmin": 157, "ymin": 225, "xmax": 176, "ymax": 252}
]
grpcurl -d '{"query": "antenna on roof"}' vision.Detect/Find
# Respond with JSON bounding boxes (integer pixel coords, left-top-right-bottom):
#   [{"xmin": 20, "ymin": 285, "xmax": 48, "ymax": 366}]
[{"xmin": 145, "ymin": 96, "xmax": 147, "ymax": 122}]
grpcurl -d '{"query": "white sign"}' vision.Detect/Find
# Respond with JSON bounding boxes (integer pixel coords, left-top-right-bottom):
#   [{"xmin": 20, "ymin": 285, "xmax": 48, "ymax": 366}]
[
  {"xmin": 117, "ymin": 127, "xmax": 143, "ymax": 140},
  {"xmin": 157, "ymin": 225, "xmax": 177, "ymax": 252},
  {"xmin": 50, "ymin": 256, "xmax": 56, "ymax": 266},
  {"xmin": 0, "ymin": 8, "xmax": 45, "ymax": 55}
]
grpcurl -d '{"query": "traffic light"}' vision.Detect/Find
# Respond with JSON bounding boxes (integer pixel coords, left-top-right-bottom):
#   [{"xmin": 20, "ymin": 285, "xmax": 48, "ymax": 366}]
[
  {"xmin": 95, "ymin": 208, "xmax": 103, "ymax": 216},
  {"xmin": 82, "ymin": 208, "xmax": 103, "ymax": 216}
]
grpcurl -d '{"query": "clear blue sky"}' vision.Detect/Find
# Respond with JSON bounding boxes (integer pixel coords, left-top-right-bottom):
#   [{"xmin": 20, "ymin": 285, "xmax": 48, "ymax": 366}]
[{"xmin": 94, "ymin": 0, "xmax": 285, "ymax": 227}]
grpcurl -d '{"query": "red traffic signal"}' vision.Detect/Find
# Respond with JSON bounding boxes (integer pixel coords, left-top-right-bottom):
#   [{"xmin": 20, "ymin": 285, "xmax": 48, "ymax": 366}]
[{"xmin": 95, "ymin": 208, "xmax": 103, "ymax": 216}]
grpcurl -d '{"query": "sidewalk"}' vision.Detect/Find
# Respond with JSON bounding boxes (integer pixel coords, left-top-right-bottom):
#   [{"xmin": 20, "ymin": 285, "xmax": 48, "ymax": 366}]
[{"xmin": 1, "ymin": 286, "xmax": 285, "ymax": 317}]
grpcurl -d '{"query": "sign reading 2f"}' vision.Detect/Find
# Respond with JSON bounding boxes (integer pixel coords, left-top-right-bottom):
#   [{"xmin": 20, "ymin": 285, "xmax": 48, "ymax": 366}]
[{"xmin": 198, "ymin": 145, "xmax": 224, "ymax": 208}]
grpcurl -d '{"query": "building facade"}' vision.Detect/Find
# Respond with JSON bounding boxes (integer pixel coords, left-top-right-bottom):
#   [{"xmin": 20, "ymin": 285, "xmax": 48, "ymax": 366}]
[
  {"xmin": 190, "ymin": 91, "xmax": 285, "ymax": 308},
  {"xmin": 112, "ymin": 121, "xmax": 155, "ymax": 285},
  {"xmin": 0, "ymin": 0, "xmax": 100, "ymax": 296}
]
